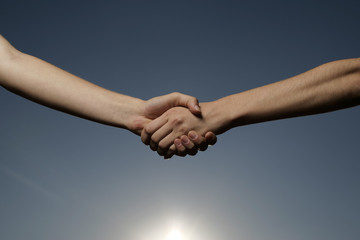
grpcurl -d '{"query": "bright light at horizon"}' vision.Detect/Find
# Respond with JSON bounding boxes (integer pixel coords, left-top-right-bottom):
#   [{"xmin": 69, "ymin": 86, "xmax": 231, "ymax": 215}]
[{"xmin": 166, "ymin": 229, "xmax": 183, "ymax": 240}]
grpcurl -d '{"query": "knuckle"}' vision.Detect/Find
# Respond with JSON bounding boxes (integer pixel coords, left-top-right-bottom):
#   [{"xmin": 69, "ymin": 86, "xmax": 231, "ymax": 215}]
[
  {"xmin": 157, "ymin": 148, "xmax": 165, "ymax": 156},
  {"xmin": 158, "ymin": 141, "xmax": 169, "ymax": 150},
  {"xmin": 170, "ymin": 92, "xmax": 180, "ymax": 98},
  {"xmin": 165, "ymin": 107, "xmax": 176, "ymax": 115},
  {"xmin": 178, "ymin": 126, "xmax": 188, "ymax": 135},
  {"xmin": 141, "ymin": 136, "xmax": 147, "ymax": 144},
  {"xmin": 171, "ymin": 116, "xmax": 184, "ymax": 125},
  {"xmin": 191, "ymin": 96, "xmax": 198, "ymax": 103},
  {"xmin": 144, "ymin": 124, "xmax": 153, "ymax": 134},
  {"xmin": 151, "ymin": 135, "xmax": 160, "ymax": 144},
  {"xmin": 150, "ymin": 143, "xmax": 157, "ymax": 151}
]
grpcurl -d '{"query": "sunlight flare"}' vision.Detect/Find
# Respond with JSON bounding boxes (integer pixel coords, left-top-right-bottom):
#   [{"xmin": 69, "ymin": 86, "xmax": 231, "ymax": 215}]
[{"xmin": 166, "ymin": 229, "xmax": 183, "ymax": 240}]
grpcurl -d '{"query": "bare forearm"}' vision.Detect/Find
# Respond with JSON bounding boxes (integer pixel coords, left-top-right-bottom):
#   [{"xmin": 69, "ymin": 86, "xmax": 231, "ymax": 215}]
[
  {"xmin": 0, "ymin": 37, "xmax": 143, "ymax": 130},
  {"xmin": 203, "ymin": 58, "xmax": 360, "ymax": 133}
]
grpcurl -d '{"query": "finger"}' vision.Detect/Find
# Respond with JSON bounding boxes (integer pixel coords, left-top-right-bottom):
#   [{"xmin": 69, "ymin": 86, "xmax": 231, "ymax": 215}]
[
  {"xmin": 150, "ymin": 124, "xmax": 172, "ymax": 152},
  {"xmin": 180, "ymin": 136, "xmax": 195, "ymax": 149},
  {"xmin": 150, "ymin": 140, "xmax": 158, "ymax": 151},
  {"xmin": 144, "ymin": 93, "xmax": 200, "ymax": 119},
  {"xmin": 205, "ymin": 132, "xmax": 217, "ymax": 146},
  {"xmin": 141, "ymin": 116, "xmax": 168, "ymax": 145},
  {"xmin": 174, "ymin": 138, "xmax": 187, "ymax": 157},
  {"xmin": 150, "ymin": 123, "xmax": 173, "ymax": 147},
  {"xmin": 180, "ymin": 136, "xmax": 198, "ymax": 156},
  {"xmin": 188, "ymin": 130, "xmax": 208, "ymax": 151},
  {"xmin": 155, "ymin": 129, "xmax": 174, "ymax": 156},
  {"xmin": 171, "ymin": 92, "xmax": 201, "ymax": 116},
  {"xmin": 157, "ymin": 146, "xmax": 166, "ymax": 156},
  {"xmin": 164, "ymin": 144, "xmax": 176, "ymax": 160},
  {"xmin": 156, "ymin": 130, "xmax": 179, "ymax": 153}
]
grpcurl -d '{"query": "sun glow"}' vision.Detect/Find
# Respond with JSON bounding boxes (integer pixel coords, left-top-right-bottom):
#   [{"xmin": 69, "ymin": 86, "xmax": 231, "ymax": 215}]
[{"xmin": 166, "ymin": 229, "xmax": 183, "ymax": 240}]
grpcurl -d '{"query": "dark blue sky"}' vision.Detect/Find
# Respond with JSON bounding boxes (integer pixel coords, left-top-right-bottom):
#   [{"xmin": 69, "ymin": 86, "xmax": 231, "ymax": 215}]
[{"xmin": 1, "ymin": 1, "xmax": 359, "ymax": 239}]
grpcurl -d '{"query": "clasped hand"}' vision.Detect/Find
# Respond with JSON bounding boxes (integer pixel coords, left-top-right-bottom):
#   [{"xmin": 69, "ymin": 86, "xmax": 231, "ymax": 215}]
[{"xmin": 135, "ymin": 93, "xmax": 217, "ymax": 159}]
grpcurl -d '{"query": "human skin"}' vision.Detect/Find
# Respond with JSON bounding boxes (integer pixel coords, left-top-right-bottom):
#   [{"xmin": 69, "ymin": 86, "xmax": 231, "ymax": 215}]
[
  {"xmin": 142, "ymin": 58, "xmax": 360, "ymax": 156},
  {"xmin": 0, "ymin": 35, "xmax": 216, "ymax": 157}
]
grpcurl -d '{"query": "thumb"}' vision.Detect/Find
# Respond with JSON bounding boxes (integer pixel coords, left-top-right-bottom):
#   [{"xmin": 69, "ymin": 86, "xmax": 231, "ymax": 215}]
[
  {"xmin": 172, "ymin": 92, "xmax": 201, "ymax": 115},
  {"xmin": 145, "ymin": 92, "xmax": 201, "ymax": 119}
]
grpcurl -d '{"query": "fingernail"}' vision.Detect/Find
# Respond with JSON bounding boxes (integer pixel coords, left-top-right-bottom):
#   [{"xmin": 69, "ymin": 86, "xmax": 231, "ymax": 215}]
[
  {"xmin": 189, "ymin": 132, "xmax": 198, "ymax": 140},
  {"xmin": 194, "ymin": 104, "xmax": 201, "ymax": 111},
  {"xmin": 181, "ymin": 137, "xmax": 190, "ymax": 144},
  {"xmin": 175, "ymin": 139, "xmax": 182, "ymax": 147}
]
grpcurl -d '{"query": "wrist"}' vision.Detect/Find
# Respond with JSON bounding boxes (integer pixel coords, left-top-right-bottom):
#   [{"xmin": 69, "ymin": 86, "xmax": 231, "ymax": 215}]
[
  {"xmin": 200, "ymin": 94, "xmax": 250, "ymax": 134},
  {"xmin": 123, "ymin": 98, "xmax": 148, "ymax": 135},
  {"xmin": 109, "ymin": 94, "xmax": 147, "ymax": 134},
  {"xmin": 200, "ymin": 99, "xmax": 234, "ymax": 134}
]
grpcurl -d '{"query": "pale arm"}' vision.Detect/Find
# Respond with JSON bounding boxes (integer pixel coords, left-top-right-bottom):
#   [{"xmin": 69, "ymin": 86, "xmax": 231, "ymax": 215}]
[
  {"xmin": 0, "ymin": 35, "xmax": 209, "ymax": 140},
  {"xmin": 0, "ymin": 36, "xmax": 142, "ymax": 132}
]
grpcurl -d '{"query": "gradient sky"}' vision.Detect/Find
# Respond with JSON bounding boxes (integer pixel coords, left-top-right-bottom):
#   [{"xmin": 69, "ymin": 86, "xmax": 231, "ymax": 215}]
[{"xmin": 1, "ymin": 1, "xmax": 359, "ymax": 240}]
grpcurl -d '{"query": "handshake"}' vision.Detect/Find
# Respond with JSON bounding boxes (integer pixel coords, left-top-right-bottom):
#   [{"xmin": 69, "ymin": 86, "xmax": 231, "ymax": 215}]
[
  {"xmin": 1, "ymin": 36, "xmax": 223, "ymax": 159},
  {"xmin": 2, "ymin": 34, "xmax": 359, "ymax": 157},
  {"xmin": 128, "ymin": 92, "xmax": 219, "ymax": 159}
]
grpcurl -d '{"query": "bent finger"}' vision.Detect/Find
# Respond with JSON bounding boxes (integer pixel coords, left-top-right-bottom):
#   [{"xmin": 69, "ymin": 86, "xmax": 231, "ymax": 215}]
[
  {"xmin": 169, "ymin": 92, "xmax": 201, "ymax": 116},
  {"xmin": 150, "ymin": 123, "xmax": 173, "ymax": 147},
  {"xmin": 141, "ymin": 116, "xmax": 168, "ymax": 145},
  {"xmin": 205, "ymin": 132, "xmax": 217, "ymax": 146},
  {"xmin": 150, "ymin": 124, "xmax": 172, "ymax": 152},
  {"xmin": 180, "ymin": 135, "xmax": 198, "ymax": 156},
  {"xmin": 188, "ymin": 131, "xmax": 208, "ymax": 151},
  {"xmin": 174, "ymin": 138, "xmax": 187, "ymax": 157},
  {"xmin": 157, "ymin": 130, "xmax": 179, "ymax": 152},
  {"xmin": 164, "ymin": 144, "xmax": 176, "ymax": 160}
]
